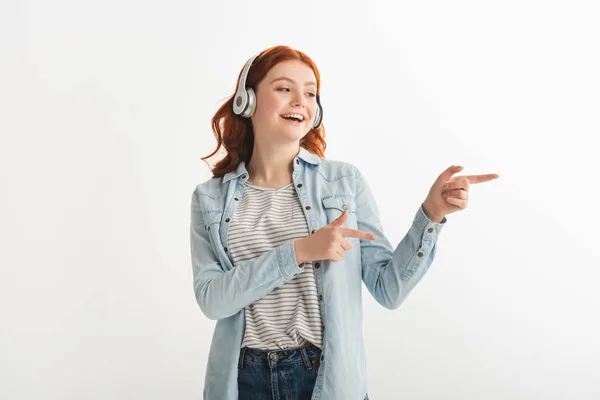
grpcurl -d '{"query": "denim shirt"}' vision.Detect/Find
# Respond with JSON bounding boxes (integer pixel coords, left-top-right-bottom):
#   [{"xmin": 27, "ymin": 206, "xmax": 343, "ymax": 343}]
[{"xmin": 190, "ymin": 147, "xmax": 447, "ymax": 399}]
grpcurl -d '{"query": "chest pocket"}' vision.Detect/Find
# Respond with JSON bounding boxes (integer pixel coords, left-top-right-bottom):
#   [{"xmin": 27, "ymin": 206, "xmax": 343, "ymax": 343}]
[
  {"xmin": 321, "ymin": 194, "xmax": 358, "ymax": 232},
  {"xmin": 203, "ymin": 209, "xmax": 222, "ymax": 229}
]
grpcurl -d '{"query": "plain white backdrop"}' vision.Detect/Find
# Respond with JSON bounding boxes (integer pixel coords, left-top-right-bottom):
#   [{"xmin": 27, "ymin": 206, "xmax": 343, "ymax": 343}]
[{"xmin": 1, "ymin": 0, "xmax": 599, "ymax": 399}]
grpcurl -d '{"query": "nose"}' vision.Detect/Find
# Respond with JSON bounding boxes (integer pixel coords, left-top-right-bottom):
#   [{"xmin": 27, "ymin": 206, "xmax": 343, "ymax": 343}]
[{"xmin": 291, "ymin": 91, "xmax": 307, "ymax": 107}]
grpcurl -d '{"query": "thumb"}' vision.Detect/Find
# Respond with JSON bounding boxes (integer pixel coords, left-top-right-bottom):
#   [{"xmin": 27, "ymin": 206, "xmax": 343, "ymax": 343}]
[{"xmin": 330, "ymin": 209, "xmax": 348, "ymax": 227}]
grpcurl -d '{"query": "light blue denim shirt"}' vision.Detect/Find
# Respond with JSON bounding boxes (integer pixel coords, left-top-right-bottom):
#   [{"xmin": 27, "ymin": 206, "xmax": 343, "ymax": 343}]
[{"xmin": 190, "ymin": 147, "xmax": 447, "ymax": 399}]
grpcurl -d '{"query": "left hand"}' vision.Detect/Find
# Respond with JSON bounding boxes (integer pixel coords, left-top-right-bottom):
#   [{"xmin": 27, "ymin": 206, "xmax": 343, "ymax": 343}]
[{"xmin": 422, "ymin": 165, "xmax": 499, "ymax": 222}]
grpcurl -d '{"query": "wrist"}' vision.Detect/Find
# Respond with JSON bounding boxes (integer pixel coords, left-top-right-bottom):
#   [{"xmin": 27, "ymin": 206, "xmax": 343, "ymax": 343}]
[
  {"xmin": 422, "ymin": 202, "xmax": 444, "ymax": 223},
  {"xmin": 293, "ymin": 238, "xmax": 307, "ymax": 265}
]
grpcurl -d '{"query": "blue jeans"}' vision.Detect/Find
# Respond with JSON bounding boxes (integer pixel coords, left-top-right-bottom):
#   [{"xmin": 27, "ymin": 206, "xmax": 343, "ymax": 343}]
[{"xmin": 237, "ymin": 343, "xmax": 369, "ymax": 400}]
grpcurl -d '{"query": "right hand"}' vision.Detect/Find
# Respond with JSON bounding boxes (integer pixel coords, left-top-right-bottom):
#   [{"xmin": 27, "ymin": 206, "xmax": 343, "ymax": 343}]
[{"xmin": 294, "ymin": 209, "xmax": 377, "ymax": 264}]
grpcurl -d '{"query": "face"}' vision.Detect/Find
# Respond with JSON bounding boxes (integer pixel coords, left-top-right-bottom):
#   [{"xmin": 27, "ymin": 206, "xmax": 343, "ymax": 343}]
[{"xmin": 250, "ymin": 60, "xmax": 318, "ymax": 144}]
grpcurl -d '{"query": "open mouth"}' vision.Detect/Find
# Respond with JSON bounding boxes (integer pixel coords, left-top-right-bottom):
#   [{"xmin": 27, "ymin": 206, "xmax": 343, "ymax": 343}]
[{"xmin": 280, "ymin": 114, "xmax": 304, "ymax": 124}]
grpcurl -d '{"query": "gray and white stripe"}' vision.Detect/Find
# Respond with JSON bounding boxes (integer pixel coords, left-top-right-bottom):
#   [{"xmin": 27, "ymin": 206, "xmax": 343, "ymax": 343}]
[{"xmin": 228, "ymin": 180, "xmax": 323, "ymax": 351}]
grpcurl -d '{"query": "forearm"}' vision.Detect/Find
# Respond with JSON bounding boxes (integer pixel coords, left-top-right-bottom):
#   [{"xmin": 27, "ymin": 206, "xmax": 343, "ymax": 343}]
[
  {"xmin": 364, "ymin": 204, "xmax": 443, "ymax": 309},
  {"xmin": 193, "ymin": 240, "xmax": 303, "ymax": 320}
]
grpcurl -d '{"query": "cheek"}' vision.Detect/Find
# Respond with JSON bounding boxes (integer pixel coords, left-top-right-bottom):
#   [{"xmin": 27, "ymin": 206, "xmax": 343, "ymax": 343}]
[
  {"xmin": 253, "ymin": 101, "xmax": 277, "ymax": 123},
  {"xmin": 260, "ymin": 97, "xmax": 284, "ymax": 117}
]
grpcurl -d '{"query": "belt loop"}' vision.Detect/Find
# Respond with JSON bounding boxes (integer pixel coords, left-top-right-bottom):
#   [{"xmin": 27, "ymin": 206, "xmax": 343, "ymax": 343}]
[
  {"xmin": 300, "ymin": 346, "xmax": 312, "ymax": 370},
  {"xmin": 238, "ymin": 347, "xmax": 247, "ymax": 369}
]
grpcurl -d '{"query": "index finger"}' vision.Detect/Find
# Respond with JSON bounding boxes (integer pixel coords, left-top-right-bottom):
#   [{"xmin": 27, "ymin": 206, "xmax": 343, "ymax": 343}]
[
  {"xmin": 339, "ymin": 227, "xmax": 377, "ymax": 240},
  {"xmin": 465, "ymin": 174, "xmax": 500, "ymax": 184}
]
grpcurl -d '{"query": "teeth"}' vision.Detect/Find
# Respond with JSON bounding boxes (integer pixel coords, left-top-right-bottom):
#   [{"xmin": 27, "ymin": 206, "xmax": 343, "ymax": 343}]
[{"xmin": 281, "ymin": 113, "xmax": 304, "ymax": 121}]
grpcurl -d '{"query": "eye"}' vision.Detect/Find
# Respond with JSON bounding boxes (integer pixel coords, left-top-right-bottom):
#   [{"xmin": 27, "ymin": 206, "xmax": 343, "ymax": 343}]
[{"xmin": 277, "ymin": 87, "xmax": 316, "ymax": 98}]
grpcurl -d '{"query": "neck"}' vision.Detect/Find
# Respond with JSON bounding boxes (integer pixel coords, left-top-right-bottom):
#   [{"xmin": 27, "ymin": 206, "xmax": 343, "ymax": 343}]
[{"xmin": 246, "ymin": 142, "xmax": 299, "ymax": 188}]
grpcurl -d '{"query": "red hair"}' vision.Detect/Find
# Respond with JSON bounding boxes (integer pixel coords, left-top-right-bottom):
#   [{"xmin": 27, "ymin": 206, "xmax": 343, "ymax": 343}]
[{"xmin": 201, "ymin": 45, "xmax": 327, "ymax": 178}]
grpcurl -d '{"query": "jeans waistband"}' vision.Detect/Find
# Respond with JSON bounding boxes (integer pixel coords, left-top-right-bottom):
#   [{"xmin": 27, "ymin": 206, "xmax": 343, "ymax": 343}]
[{"xmin": 238, "ymin": 343, "xmax": 322, "ymax": 370}]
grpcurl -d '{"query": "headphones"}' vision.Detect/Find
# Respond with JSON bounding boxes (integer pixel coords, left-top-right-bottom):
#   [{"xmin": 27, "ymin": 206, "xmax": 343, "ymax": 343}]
[{"xmin": 232, "ymin": 52, "xmax": 323, "ymax": 129}]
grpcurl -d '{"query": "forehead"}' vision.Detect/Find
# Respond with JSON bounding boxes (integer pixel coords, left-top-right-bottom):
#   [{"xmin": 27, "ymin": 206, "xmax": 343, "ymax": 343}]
[{"xmin": 264, "ymin": 60, "xmax": 316, "ymax": 84}]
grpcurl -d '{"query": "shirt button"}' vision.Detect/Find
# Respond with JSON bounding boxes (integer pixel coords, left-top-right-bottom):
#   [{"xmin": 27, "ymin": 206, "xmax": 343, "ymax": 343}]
[
  {"xmin": 417, "ymin": 252, "xmax": 423, "ymax": 257},
  {"xmin": 311, "ymin": 230, "xmax": 316, "ymax": 234},
  {"xmin": 225, "ymin": 218, "xmax": 230, "ymax": 222},
  {"xmin": 318, "ymin": 295, "xmax": 323, "ymax": 301},
  {"xmin": 428, "ymin": 228, "xmax": 433, "ymax": 233},
  {"xmin": 242, "ymin": 174, "xmax": 247, "ymax": 179},
  {"xmin": 224, "ymin": 247, "xmax": 228, "ymax": 252},
  {"xmin": 314, "ymin": 262, "xmax": 320, "ymax": 269},
  {"xmin": 321, "ymin": 355, "xmax": 324, "ymax": 361},
  {"xmin": 305, "ymin": 206, "xmax": 311, "ymax": 210},
  {"xmin": 296, "ymin": 159, "xmax": 300, "ymax": 165},
  {"xmin": 234, "ymin": 197, "xmax": 239, "ymax": 201},
  {"xmin": 297, "ymin": 183, "xmax": 303, "ymax": 188}
]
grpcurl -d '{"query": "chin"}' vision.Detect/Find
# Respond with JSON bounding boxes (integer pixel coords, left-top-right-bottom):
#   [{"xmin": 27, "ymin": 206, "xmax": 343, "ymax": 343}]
[{"xmin": 279, "ymin": 124, "xmax": 307, "ymax": 135}]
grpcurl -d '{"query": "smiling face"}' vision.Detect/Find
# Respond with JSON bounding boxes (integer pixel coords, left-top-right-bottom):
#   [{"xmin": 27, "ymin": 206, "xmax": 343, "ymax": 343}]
[{"xmin": 250, "ymin": 60, "xmax": 318, "ymax": 145}]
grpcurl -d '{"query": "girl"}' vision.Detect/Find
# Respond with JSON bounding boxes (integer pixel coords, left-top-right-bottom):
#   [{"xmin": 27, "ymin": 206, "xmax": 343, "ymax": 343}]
[{"xmin": 190, "ymin": 45, "xmax": 498, "ymax": 400}]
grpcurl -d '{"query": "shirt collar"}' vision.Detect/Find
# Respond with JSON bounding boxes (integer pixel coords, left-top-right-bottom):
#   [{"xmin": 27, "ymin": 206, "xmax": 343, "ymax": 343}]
[{"xmin": 223, "ymin": 146, "xmax": 321, "ymax": 183}]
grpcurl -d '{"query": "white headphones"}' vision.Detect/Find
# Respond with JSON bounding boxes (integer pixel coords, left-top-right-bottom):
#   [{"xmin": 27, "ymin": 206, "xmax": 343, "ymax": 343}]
[{"xmin": 232, "ymin": 52, "xmax": 323, "ymax": 129}]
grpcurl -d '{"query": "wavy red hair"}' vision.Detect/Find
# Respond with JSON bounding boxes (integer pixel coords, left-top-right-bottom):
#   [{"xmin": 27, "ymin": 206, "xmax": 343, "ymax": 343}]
[{"xmin": 201, "ymin": 45, "xmax": 327, "ymax": 178}]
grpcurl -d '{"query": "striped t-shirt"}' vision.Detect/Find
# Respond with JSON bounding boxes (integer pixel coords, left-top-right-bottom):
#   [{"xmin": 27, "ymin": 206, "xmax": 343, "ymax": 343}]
[{"xmin": 227, "ymin": 180, "xmax": 323, "ymax": 351}]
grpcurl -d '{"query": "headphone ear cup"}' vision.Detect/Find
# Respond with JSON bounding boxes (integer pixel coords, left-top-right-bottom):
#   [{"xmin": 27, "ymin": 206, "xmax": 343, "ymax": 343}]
[
  {"xmin": 312, "ymin": 104, "xmax": 322, "ymax": 129},
  {"xmin": 243, "ymin": 88, "xmax": 256, "ymax": 117},
  {"xmin": 233, "ymin": 88, "xmax": 255, "ymax": 118},
  {"xmin": 233, "ymin": 90, "xmax": 247, "ymax": 116}
]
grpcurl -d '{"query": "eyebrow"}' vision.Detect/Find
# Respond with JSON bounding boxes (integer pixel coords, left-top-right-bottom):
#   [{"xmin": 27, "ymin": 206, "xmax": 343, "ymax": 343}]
[{"xmin": 269, "ymin": 77, "xmax": 317, "ymax": 88}]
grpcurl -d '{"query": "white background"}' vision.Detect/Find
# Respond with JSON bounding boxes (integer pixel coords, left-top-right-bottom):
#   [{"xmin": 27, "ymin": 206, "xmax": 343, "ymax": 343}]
[{"xmin": 2, "ymin": 0, "xmax": 599, "ymax": 399}]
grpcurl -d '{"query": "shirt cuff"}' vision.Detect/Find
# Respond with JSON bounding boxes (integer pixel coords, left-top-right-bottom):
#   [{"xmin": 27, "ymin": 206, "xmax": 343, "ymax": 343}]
[{"xmin": 276, "ymin": 240, "xmax": 305, "ymax": 281}]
